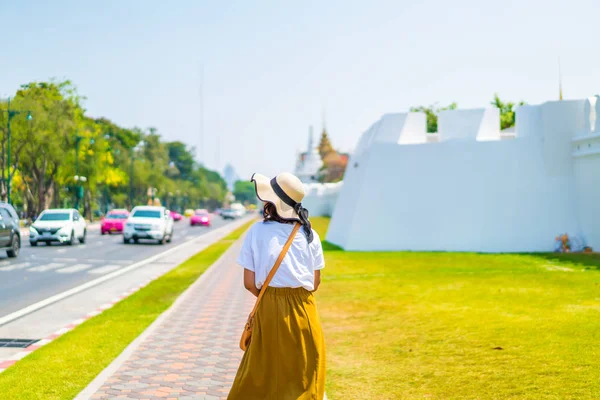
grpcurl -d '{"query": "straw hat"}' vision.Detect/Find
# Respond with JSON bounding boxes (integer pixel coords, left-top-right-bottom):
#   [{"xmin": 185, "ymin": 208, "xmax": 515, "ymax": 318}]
[{"xmin": 251, "ymin": 172, "xmax": 305, "ymax": 221}]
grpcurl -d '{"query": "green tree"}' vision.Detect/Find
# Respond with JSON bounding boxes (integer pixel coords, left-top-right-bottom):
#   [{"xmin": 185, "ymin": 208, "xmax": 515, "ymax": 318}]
[
  {"xmin": 233, "ymin": 180, "xmax": 255, "ymax": 204},
  {"xmin": 13, "ymin": 80, "xmax": 82, "ymax": 215},
  {"xmin": 491, "ymin": 94, "xmax": 526, "ymax": 130},
  {"xmin": 1, "ymin": 80, "xmax": 229, "ymax": 217},
  {"xmin": 409, "ymin": 102, "xmax": 458, "ymax": 133},
  {"xmin": 167, "ymin": 141, "xmax": 195, "ymax": 181}
]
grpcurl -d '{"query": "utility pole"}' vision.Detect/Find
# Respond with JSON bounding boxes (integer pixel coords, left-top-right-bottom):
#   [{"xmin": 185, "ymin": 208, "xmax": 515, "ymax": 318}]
[{"xmin": 199, "ymin": 63, "xmax": 204, "ymax": 164}]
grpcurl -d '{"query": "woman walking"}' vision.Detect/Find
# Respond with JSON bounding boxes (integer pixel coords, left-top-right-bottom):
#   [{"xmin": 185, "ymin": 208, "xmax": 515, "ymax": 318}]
[{"xmin": 228, "ymin": 172, "xmax": 326, "ymax": 400}]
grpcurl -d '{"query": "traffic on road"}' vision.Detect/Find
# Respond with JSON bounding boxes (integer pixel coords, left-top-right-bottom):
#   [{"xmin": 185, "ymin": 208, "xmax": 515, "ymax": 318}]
[{"xmin": 0, "ymin": 208, "xmax": 244, "ymax": 320}]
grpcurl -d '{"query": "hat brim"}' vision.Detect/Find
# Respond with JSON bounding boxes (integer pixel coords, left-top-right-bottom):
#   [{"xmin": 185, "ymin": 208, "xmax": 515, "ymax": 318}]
[{"xmin": 251, "ymin": 173, "xmax": 300, "ymax": 221}]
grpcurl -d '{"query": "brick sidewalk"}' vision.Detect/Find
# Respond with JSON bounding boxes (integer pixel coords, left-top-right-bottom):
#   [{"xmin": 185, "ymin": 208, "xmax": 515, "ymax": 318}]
[{"xmin": 84, "ymin": 239, "xmax": 255, "ymax": 400}]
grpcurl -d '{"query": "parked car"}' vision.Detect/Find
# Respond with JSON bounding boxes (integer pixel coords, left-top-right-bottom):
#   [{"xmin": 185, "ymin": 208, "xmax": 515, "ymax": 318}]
[
  {"xmin": 190, "ymin": 209, "xmax": 211, "ymax": 227},
  {"xmin": 170, "ymin": 210, "xmax": 183, "ymax": 221},
  {"xmin": 184, "ymin": 209, "xmax": 194, "ymax": 217},
  {"xmin": 123, "ymin": 206, "xmax": 174, "ymax": 245},
  {"xmin": 29, "ymin": 209, "xmax": 87, "ymax": 246},
  {"xmin": 0, "ymin": 202, "xmax": 21, "ymax": 257},
  {"xmin": 101, "ymin": 209, "xmax": 129, "ymax": 235}
]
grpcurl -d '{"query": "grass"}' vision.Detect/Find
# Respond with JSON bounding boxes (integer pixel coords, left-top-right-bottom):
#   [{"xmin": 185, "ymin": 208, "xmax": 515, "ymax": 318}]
[
  {"xmin": 311, "ymin": 217, "xmax": 600, "ymax": 400},
  {"xmin": 0, "ymin": 221, "xmax": 254, "ymax": 400}
]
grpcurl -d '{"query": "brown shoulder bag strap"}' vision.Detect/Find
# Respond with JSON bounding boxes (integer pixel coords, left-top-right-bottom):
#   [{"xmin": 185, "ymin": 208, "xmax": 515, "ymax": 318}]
[{"xmin": 248, "ymin": 222, "xmax": 301, "ymax": 318}]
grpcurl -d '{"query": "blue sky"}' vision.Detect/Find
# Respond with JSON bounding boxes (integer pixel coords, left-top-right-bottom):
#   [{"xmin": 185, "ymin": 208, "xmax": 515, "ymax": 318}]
[{"xmin": 1, "ymin": 0, "xmax": 600, "ymax": 179}]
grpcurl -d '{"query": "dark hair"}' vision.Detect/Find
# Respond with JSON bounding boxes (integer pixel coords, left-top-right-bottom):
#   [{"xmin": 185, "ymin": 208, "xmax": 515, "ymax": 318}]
[{"xmin": 262, "ymin": 202, "xmax": 294, "ymax": 224}]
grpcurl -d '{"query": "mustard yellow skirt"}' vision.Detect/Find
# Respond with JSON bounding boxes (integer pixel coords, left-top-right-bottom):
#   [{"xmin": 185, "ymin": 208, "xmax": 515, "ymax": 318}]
[{"xmin": 228, "ymin": 287, "xmax": 326, "ymax": 400}]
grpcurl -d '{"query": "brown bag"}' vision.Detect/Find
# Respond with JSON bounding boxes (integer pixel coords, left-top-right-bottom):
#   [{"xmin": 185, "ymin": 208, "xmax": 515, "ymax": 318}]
[{"xmin": 240, "ymin": 222, "xmax": 301, "ymax": 351}]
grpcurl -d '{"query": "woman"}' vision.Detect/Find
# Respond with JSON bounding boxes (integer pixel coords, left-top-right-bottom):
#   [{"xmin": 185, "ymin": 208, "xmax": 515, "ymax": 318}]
[{"xmin": 228, "ymin": 172, "xmax": 326, "ymax": 400}]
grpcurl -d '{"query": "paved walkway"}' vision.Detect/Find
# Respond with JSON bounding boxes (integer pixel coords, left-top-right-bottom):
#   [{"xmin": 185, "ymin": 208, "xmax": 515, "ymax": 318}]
[{"xmin": 81, "ymin": 239, "xmax": 255, "ymax": 399}]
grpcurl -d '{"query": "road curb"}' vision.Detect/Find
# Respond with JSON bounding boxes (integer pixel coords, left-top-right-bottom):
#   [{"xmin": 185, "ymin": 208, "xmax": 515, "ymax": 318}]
[
  {"xmin": 0, "ymin": 215, "xmax": 255, "ymax": 374},
  {"xmin": 0, "ymin": 275, "xmax": 159, "ymax": 373}
]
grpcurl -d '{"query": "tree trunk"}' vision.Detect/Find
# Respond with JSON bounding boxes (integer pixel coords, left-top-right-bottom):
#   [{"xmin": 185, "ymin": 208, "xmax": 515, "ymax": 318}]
[
  {"xmin": 44, "ymin": 184, "xmax": 54, "ymax": 210},
  {"xmin": 84, "ymin": 189, "xmax": 92, "ymax": 221}
]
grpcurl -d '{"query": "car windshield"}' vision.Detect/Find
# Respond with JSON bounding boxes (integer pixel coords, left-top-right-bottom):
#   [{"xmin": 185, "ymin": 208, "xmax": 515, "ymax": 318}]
[
  {"xmin": 132, "ymin": 210, "xmax": 161, "ymax": 218},
  {"xmin": 39, "ymin": 212, "xmax": 70, "ymax": 221},
  {"xmin": 195, "ymin": 211, "xmax": 208, "ymax": 215},
  {"xmin": 107, "ymin": 213, "xmax": 128, "ymax": 219}
]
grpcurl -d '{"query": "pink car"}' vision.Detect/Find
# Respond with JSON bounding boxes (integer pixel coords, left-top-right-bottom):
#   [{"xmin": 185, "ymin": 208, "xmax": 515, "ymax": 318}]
[
  {"xmin": 190, "ymin": 209, "xmax": 211, "ymax": 227},
  {"xmin": 170, "ymin": 210, "xmax": 183, "ymax": 221},
  {"xmin": 101, "ymin": 209, "xmax": 129, "ymax": 235}
]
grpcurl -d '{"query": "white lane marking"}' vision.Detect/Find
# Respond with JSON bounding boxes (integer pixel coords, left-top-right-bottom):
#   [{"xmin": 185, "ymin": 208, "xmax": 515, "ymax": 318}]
[
  {"xmin": 56, "ymin": 264, "xmax": 93, "ymax": 274},
  {"xmin": 0, "ymin": 215, "xmax": 254, "ymax": 327},
  {"xmin": 29, "ymin": 263, "xmax": 66, "ymax": 272},
  {"xmin": 0, "ymin": 262, "xmax": 31, "ymax": 271},
  {"xmin": 56, "ymin": 248, "xmax": 67, "ymax": 254},
  {"xmin": 88, "ymin": 265, "xmax": 121, "ymax": 275},
  {"xmin": 0, "ymin": 260, "xmax": 10, "ymax": 266},
  {"xmin": 55, "ymin": 258, "xmax": 77, "ymax": 262}
]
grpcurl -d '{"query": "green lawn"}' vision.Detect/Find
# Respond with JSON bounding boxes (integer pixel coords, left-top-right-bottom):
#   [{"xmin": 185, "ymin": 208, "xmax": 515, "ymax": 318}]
[
  {"xmin": 312, "ymin": 217, "xmax": 600, "ymax": 400},
  {"xmin": 0, "ymin": 221, "xmax": 254, "ymax": 400}
]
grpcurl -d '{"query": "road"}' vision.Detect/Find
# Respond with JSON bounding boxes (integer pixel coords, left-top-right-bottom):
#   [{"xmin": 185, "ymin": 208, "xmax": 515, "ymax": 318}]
[{"xmin": 0, "ymin": 215, "xmax": 234, "ymax": 319}]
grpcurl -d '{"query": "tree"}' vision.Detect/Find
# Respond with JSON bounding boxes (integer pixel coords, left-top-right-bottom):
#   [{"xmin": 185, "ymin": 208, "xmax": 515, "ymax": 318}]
[
  {"xmin": 409, "ymin": 102, "xmax": 458, "ymax": 133},
  {"xmin": 0, "ymin": 79, "xmax": 247, "ymax": 217},
  {"xmin": 167, "ymin": 141, "xmax": 195, "ymax": 181},
  {"xmin": 233, "ymin": 180, "xmax": 255, "ymax": 204},
  {"xmin": 13, "ymin": 80, "xmax": 82, "ymax": 216},
  {"xmin": 491, "ymin": 94, "xmax": 526, "ymax": 130}
]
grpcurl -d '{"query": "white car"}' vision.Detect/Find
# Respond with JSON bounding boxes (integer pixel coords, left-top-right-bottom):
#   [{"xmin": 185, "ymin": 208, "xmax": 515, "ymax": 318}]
[
  {"xmin": 29, "ymin": 209, "xmax": 87, "ymax": 246},
  {"xmin": 123, "ymin": 206, "xmax": 174, "ymax": 245}
]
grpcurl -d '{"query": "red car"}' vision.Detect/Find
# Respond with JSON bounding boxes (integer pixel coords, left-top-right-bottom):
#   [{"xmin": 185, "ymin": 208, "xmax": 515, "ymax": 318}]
[
  {"xmin": 190, "ymin": 209, "xmax": 211, "ymax": 227},
  {"xmin": 101, "ymin": 209, "xmax": 129, "ymax": 234},
  {"xmin": 170, "ymin": 210, "xmax": 183, "ymax": 221}
]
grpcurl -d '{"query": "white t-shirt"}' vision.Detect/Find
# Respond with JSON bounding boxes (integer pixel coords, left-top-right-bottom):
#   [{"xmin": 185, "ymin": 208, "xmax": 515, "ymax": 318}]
[{"xmin": 237, "ymin": 221, "xmax": 325, "ymax": 291}]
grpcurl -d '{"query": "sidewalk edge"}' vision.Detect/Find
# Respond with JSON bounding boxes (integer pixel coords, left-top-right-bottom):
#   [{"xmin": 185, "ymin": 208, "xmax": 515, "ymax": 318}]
[{"xmin": 74, "ymin": 221, "xmax": 250, "ymax": 400}]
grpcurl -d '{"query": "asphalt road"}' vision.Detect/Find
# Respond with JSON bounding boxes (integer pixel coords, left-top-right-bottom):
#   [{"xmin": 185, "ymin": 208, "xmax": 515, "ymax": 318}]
[{"xmin": 0, "ymin": 215, "xmax": 235, "ymax": 319}]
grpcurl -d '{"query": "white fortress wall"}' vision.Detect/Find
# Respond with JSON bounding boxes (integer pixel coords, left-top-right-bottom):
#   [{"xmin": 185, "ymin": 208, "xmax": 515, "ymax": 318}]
[
  {"xmin": 326, "ymin": 113, "xmax": 425, "ymax": 246},
  {"xmin": 302, "ymin": 182, "xmax": 343, "ymax": 217},
  {"xmin": 438, "ymin": 108, "xmax": 501, "ymax": 141},
  {"xmin": 326, "ymin": 123, "xmax": 378, "ymax": 247},
  {"xmin": 572, "ymin": 97, "xmax": 600, "ymax": 250},
  {"xmin": 327, "ymin": 99, "xmax": 598, "ymax": 252}
]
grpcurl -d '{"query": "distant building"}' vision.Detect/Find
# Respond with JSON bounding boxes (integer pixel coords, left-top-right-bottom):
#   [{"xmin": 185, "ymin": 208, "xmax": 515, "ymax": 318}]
[
  {"xmin": 223, "ymin": 163, "xmax": 238, "ymax": 191},
  {"xmin": 294, "ymin": 126, "xmax": 323, "ymax": 183}
]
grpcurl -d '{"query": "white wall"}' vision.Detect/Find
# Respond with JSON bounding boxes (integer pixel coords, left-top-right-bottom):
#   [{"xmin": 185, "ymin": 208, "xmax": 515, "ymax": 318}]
[
  {"xmin": 302, "ymin": 182, "xmax": 343, "ymax": 217},
  {"xmin": 327, "ymin": 100, "xmax": 600, "ymax": 252},
  {"xmin": 438, "ymin": 108, "xmax": 501, "ymax": 141}
]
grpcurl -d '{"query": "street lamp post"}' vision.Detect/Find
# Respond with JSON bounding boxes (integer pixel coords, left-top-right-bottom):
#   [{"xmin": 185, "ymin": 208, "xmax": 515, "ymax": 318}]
[
  {"xmin": 74, "ymin": 175, "xmax": 87, "ymax": 209},
  {"xmin": 129, "ymin": 148, "xmax": 134, "ymax": 210},
  {"xmin": 103, "ymin": 133, "xmax": 114, "ymax": 215},
  {"xmin": 2, "ymin": 97, "xmax": 32, "ymax": 205},
  {"xmin": 74, "ymin": 135, "xmax": 84, "ymax": 209},
  {"xmin": 147, "ymin": 187, "xmax": 157, "ymax": 205}
]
